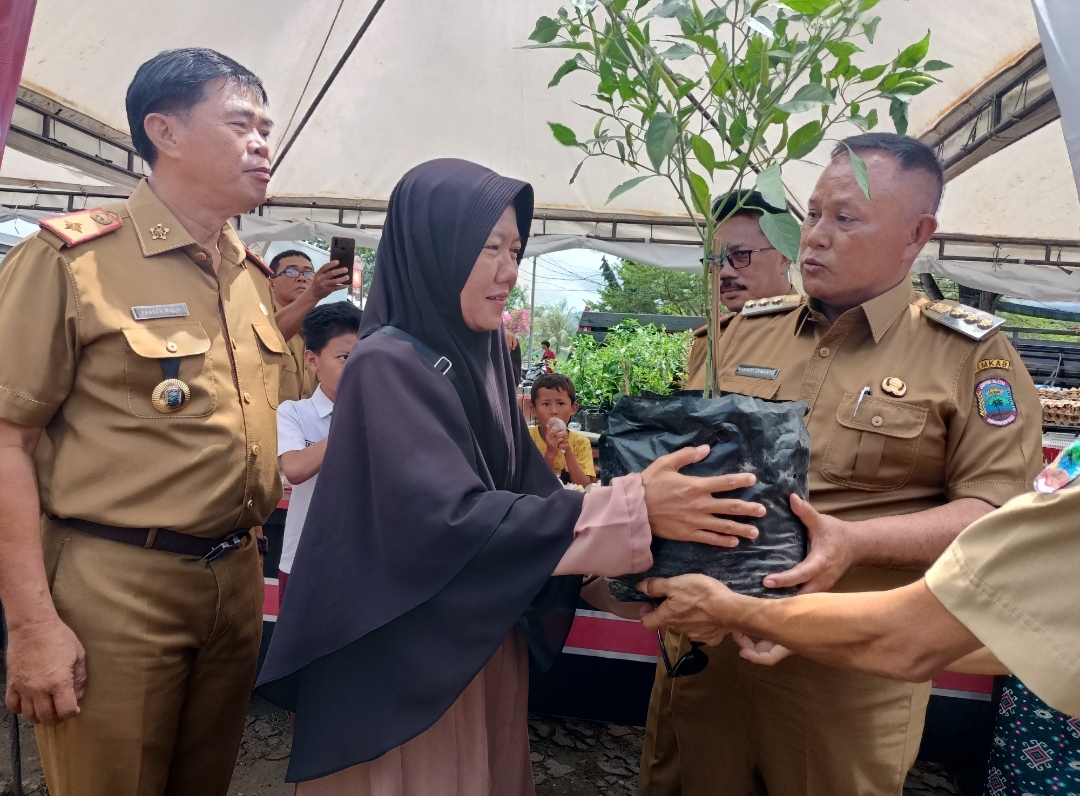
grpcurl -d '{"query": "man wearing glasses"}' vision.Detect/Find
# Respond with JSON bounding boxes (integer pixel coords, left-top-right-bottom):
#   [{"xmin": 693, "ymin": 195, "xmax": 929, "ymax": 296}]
[
  {"xmin": 642, "ymin": 134, "xmax": 1041, "ymax": 796},
  {"xmin": 684, "ymin": 192, "xmax": 795, "ymax": 392},
  {"xmin": 269, "ymin": 249, "xmax": 349, "ymax": 401}
]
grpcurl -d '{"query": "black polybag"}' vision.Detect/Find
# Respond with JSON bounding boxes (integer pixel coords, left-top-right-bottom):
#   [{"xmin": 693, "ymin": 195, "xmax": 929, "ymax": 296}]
[{"xmin": 601, "ymin": 392, "xmax": 810, "ymax": 600}]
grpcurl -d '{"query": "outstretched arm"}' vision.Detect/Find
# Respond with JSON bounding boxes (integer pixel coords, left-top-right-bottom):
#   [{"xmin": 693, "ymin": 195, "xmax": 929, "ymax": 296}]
[{"xmin": 639, "ymin": 574, "xmax": 983, "ymax": 683}]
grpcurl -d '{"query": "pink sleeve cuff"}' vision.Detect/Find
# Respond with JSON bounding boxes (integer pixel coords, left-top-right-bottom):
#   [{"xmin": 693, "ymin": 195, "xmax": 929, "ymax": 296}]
[{"xmin": 553, "ymin": 473, "xmax": 653, "ymax": 577}]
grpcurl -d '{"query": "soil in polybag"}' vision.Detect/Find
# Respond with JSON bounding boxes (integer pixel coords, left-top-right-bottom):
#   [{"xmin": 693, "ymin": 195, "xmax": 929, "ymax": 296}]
[{"xmin": 601, "ymin": 391, "xmax": 809, "ymax": 601}]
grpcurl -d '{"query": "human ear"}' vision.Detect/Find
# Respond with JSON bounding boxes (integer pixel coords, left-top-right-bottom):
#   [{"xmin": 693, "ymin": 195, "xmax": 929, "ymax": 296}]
[
  {"xmin": 304, "ymin": 350, "xmax": 318, "ymax": 373},
  {"xmin": 142, "ymin": 112, "xmax": 183, "ymax": 163}
]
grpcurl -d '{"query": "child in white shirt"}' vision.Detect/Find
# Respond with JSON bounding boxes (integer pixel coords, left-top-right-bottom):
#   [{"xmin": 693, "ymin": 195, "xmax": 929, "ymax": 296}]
[{"xmin": 276, "ymin": 302, "xmax": 362, "ymax": 604}]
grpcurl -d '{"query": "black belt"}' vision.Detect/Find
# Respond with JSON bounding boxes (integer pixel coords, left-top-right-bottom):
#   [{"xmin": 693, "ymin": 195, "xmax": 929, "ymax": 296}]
[{"xmin": 56, "ymin": 517, "xmax": 250, "ymax": 563}]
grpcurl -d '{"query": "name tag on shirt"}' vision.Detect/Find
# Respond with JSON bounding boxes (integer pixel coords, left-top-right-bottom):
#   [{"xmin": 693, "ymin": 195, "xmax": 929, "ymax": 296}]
[
  {"xmin": 131, "ymin": 303, "xmax": 190, "ymax": 321},
  {"xmin": 735, "ymin": 365, "xmax": 780, "ymax": 380}
]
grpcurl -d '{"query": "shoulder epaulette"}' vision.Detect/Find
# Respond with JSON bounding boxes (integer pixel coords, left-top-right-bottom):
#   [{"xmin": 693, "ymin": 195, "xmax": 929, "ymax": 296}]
[
  {"xmin": 244, "ymin": 246, "xmax": 274, "ymax": 278},
  {"xmin": 922, "ymin": 300, "xmax": 1004, "ymax": 341},
  {"xmin": 39, "ymin": 208, "xmax": 122, "ymax": 247},
  {"xmin": 741, "ymin": 293, "xmax": 804, "ymax": 317},
  {"xmin": 693, "ymin": 324, "xmax": 707, "ymax": 338}
]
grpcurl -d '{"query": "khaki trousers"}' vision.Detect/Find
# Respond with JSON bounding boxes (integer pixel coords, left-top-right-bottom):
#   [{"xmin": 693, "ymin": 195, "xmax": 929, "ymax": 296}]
[
  {"xmin": 638, "ymin": 632, "xmax": 683, "ymax": 796},
  {"xmin": 35, "ymin": 517, "xmax": 264, "ymax": 796},
  {"xmin": 664, "ymin": 634, "xmax": 930, "ymax": 796}
]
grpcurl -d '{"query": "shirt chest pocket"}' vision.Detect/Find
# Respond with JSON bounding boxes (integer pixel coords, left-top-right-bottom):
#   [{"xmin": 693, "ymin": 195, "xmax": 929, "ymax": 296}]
[
  {"xmin": 253, "ymin": 322, "xmax": 288, "ymax": 408},
  {"xmin": 122, "ymin": 323, "xmax": 215, "ymax": 418},
  {"xmin": 718, "ymin": 374, "xmax": 781, "ymax": 400},
  {"xmin": 820, "ymin": 394, "xmax": 928, "ymax": 491}
]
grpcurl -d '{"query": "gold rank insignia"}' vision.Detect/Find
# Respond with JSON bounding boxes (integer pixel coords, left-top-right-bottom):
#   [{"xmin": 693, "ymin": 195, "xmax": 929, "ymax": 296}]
[
  {"xmin": 151, "ymin": 379, "xmax": 190, "ymax": 413},
  {"xmin": 150, "ymin": 223, "xmax": 170, "ymax": 240},
  {"xmin": 922, "ymin": 300, "xmax": 1004, "ymax": 341},
  {"xmin": 39, "ymin": 208, "xmax": 122, "ymax": 247},
  {"xmin": 741, "ymin": 294, "xmax": 805, "ymax": 317},
  {"xmin": 881, "ymin": 377, "xmax": 907, "ymax": 397}
]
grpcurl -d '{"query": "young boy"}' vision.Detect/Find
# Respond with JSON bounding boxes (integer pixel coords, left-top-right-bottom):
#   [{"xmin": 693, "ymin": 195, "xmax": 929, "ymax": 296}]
[
  {"xmin": 276, "ymin": 302, "xmax": 362, "ymax": 605},
  {"xmin": 529, "ymin": 372, "xmax": 596, "ymax": 486}
]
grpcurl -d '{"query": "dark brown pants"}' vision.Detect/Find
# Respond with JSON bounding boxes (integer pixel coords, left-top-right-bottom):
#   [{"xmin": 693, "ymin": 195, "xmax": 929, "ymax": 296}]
[{"xmin": 36, "ymin": 517, "xmax": 264, "ymax": 796}]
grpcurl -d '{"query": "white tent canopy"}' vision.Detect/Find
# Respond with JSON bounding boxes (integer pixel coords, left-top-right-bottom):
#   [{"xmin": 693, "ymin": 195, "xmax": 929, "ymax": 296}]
[{"xmin": 3, "ymin": 0, "xmax": 1080, "ymax": 298}]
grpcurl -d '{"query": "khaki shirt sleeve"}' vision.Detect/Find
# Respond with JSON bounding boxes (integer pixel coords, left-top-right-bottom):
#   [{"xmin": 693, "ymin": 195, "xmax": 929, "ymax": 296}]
[
  {"xmin": 925, "ymin": 487, "xmax": 1080, "ymax": 717},
  {"xmin": 944, "ymin": 334, "xmax": 1042, "ymax": 506},
  {"xmin": 0, "ymin": 235, "xmax": 78, "ymax": 427},
  {"xmin": 686, "ymin": 333, "xmax": 707, "ymax": 391}
]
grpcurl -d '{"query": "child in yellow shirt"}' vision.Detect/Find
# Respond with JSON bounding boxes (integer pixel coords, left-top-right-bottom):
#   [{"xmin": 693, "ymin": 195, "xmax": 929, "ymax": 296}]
[{"xmin": 528, "ymin": 373, "xmax": 597, "ymax": 486}]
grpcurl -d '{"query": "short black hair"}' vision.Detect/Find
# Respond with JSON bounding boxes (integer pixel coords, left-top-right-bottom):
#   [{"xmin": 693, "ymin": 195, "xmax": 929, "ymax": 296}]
[
  {"xmin": 269, "ymin": 249, "xmax": 312, "ymax": 275},
  {"xmin": 711, "ymin": 189, "xmax": 783, "ymax": 222},
  {"xmin": 832, "ymin": 133, "xmax": 944, "ymax": 211},
  {"xmin": 303, "ymin": 302, "xmax": 362, "ymax": 354},
  {"xmin": 531, "ymin": 373, "xmax": 577, "ymax": 405},
  {"xmin": 126, "ymin": 48, "xmax": 268, "ymax": 166},
  {"xmin": 541, "ymin": 340, "xmax": 551, "ymax": 348}
]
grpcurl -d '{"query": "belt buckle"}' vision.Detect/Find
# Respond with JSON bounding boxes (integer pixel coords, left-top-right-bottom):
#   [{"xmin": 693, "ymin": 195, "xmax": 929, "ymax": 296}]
[{"xmin": 203, "ymin": 533, "xmax": 244, "ymax": 563}]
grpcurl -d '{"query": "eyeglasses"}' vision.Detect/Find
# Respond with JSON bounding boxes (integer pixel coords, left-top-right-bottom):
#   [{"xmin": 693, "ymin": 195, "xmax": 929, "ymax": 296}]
[
  {"xmin": 274, "ymin": 267, "xmax": 315, "ymax": 280},
  {"xmin": 704, "ymin": 246, "xmax": 776, "ymax": 270},
  {"xmin": 657, "ymin": 629, "xmax": 709, "ymax": 678}
]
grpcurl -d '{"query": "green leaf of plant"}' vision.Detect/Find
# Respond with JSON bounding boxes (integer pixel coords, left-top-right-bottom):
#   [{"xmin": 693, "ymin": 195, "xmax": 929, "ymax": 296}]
[
  {"xmin": 548, "ymin": 121, "xmax": 579, "ymax": 147},
  {"xmin": 862, "ymin": 16, "xmax": 880, "ymax": 44},
  {"xmin": 570, "ymin": 159, "xmax": 585, "ymax": 185},
  {"xmin": 866, "ymin": 108, "xmax": 879, "ymax": 129},
  {"xmin": 606, "ymin": 175, "xmax": 653, "ymax": 204},
  {"xmin": 661, "ymin": 43, "xmax": 695, "ymax": 60},
  {"xmin": 548, "ymin": 58, "xmax": 582, "ymax": 88},
  {"xmin": 688, "ymin": 170, "xmax": 711, "ymax": 216},
  {"xmin": 843, "ymin": 144, "xmax": 871, "ymax": 200},
  {"xmin": 889, "ymin": 98, "xmax": 909, "ymax": 136},
  {"xmin": 746, "ymin": 16, "xmax": 774, "ymax": 38},
  {"xmin": 645, "ymin": 113, "xmax": 679, "ymax": 169},
  {"xmin": 681, "ymin": 33, "xmax": 718, "ymax": 52},
  {"xmin": 860, "ymin": 0, "xmax": 882, "ymax": 10},
  {"xmin": 690, "ymin": 133, "xmax": 716, "ymax": 174},
  {"xmin": 923, "ymin": 59, "xmax": 953, "ymax": 71},
  {"xmin": 648, "ymin": 0, "xmax": 691, "ymax": 18},
  {"xmin": 755, "ymin": 164, "xmax": 787, "ymax": 209},
  {"xmin": 728, "ymin": 111, "xmax": 748, "ymax": 150},
  {"xmin": 786, "ymin": 120, "xmax": 823, "ymax": 159},
  {"xmin": 859, "ymin": 63, "xmax": 887, "ymax": 82},
  {"xmin": 897, "ymin": 31, "xmax": 931, "ymax": 68},
  {"xmin": 530, "ymin": 16, "xmax": 560, "ymax": 44},
  {"xmin": 703, "ymin": 7, "xmax": 726, "ymax": 28},
  {"xmin": 758, "ymin": 212, "xmax": 801, "ymax": 261},
  {"xmin": 778, "ymin": 0, "xmax": 831, "ymax": 16},
  {"xmin": 825, "ymin": 41, "xmax": 861, "ymax": 58},
  {"xmin": 776, "ymin": 82, "xmax": 834, "ymax": 114}
]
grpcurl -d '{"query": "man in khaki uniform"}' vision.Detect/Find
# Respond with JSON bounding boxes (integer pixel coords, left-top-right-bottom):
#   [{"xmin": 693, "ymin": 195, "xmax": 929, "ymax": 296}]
[
  {"xmin": 0, "ymin": 49, "xmax": 285, "ymax": 795},
  {"xmin": 269, "ymin": 248, "xmax": 350, "ymax": 402},
  {"xmin": 640, "ymin": 455, "xmax": 1080, "ymax": 718},
  {"xmin": 649, "ymin": 191, "xmax": 795, "ymax": 795},
  {"xmin": 649, "ymin": 133, "xmax": 1042, "ymax": 796},
  {"xmin": 685, "ymin": 194, "xmax": 795, "ymax": 422}
]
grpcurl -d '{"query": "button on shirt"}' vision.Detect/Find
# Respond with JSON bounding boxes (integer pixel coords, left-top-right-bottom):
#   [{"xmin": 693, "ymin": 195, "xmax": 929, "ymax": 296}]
[
  {"xmin": 277, "ymin": 385, "xmax": 334, "ymax": 573},
  {"xmin": 0, "ymin": 180, "xmax": 286, "ymax": 537},
  {"xmin": 711, "ymin": 280, "xmax": 1043, "ymax": 590}
]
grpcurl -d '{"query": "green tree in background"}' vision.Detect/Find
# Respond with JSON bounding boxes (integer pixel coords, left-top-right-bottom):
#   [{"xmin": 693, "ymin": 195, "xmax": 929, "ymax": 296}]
[
  {"xmin": 592, "ymin": 256, "xmax": 706, "ymax": 316},
  {"xmin": 506, "ymin": 284, "xmax": 529, "ymax": 311},
  {"xmin": 533, "ymin": 299, "xmax": 580, "ymax": 355}
]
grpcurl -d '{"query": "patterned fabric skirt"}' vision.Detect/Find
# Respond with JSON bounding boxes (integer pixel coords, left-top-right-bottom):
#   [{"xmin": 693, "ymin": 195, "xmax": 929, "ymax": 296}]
[{"xmin": 984, "ymin": 676, "xmax": 1080, "ymax": 795}]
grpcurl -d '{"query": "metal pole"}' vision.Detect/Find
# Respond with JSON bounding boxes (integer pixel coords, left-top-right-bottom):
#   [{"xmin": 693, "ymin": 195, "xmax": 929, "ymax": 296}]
[{"xmin": 524, "ymin": 256, "xmax": 538, "ymax": 367}]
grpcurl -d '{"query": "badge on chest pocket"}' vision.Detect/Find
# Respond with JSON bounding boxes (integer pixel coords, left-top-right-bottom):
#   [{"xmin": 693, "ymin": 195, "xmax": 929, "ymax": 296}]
[
  {"xmin": 820, "ymin": 392, "xmax": 928, "ymax": 490},
  {"xmin": 121, "ymin": 323, "xmax": 216, "ymax": 418}
]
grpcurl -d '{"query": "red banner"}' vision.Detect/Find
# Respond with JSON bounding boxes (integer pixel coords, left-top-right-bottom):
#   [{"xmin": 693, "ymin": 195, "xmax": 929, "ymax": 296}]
[{"xmin": 0, "ymin": 0, "xmax": 37, "ymax": 169}]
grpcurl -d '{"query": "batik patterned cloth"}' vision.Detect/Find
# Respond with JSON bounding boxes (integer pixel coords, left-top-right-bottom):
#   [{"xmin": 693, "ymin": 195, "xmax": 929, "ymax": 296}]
[{"xmin": 984, "ymin": 676, "xmax": 1080, "ymax": 795}]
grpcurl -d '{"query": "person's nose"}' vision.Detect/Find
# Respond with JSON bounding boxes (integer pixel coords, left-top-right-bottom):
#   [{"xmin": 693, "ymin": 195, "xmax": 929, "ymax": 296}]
[
  {"xmin": 718, "ymin": 258, "xmax": 739, "ymax": 280},
  {"xmin": 496, "ymin": 255, "xmax": 519, "ymax": 287},
  {"xmin": 250, "ymin": 131, "xmax": 270, "ymax": 162},
  {"xmin": 803, "ymin": 218, "xmax": 829, "ymax": 251}
]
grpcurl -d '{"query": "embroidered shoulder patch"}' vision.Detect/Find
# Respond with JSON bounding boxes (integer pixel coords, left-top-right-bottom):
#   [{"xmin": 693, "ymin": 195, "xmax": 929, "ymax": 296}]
[{"xmin": 975, "ymin": 378, "xmax": 1017, "ymax": 427}]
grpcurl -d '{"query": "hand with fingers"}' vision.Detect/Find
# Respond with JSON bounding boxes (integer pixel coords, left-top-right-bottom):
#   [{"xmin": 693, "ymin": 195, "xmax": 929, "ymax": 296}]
[
  {"xmin": 761, "ymin": 494, "xmax": 856, "ymax": 594},
  {"xmin": 5, "ymin": 616, "xmax": 86, "ymax": 725},
  {"xmin": 306, "ymin": 257, "xmax": 352, "ymax": 302},
  {"xmin": 640, "ymin": 445, "xmax": 766, "ymax": 548},
  {"xmin": 731, "ymin": 632, "xmax": 793, "ymax": 666},
  {"xmin": 637, "ymin": 574, "xmax": 734, "ymax": 647}
]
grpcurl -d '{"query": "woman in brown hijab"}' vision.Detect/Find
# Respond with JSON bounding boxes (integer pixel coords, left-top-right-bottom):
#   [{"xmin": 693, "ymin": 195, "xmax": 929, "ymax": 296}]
[{"xmin": 257, "ymin": 160, "xmax": 764, "ymax": 795}]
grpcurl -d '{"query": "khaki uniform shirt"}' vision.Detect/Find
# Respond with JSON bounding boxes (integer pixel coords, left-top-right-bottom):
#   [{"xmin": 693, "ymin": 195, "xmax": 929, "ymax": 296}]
[
  {"xmin": 0, "ymin": 179, "xmax": 285, "ymax": 537},
  {"xmin": 926, "ymin": 485, "xmax": 1080, "ymax": 717},
  {"xmin": 272, "ymin": 292, "xmax": 318, "ymax": 403},
  {"xmin": 711, "ymin": 280, "xmax": 1042, "ymax": 590}
]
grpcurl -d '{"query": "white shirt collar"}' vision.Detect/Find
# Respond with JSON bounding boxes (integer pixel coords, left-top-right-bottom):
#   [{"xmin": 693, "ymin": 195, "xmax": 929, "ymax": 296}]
[{"xmin": 310, "ymin": 385, "xmax": 334, "ymax": 418}]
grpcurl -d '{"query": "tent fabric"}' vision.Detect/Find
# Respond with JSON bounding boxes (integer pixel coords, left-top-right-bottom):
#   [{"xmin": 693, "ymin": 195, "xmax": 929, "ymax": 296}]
[
  {"xmin": 1034, "ymin": 0, "xmax": 1080, "ymax": 214},
  {"xmin": 8, "ymin": 0, "xmax": 1075, "ymax": 241}
]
